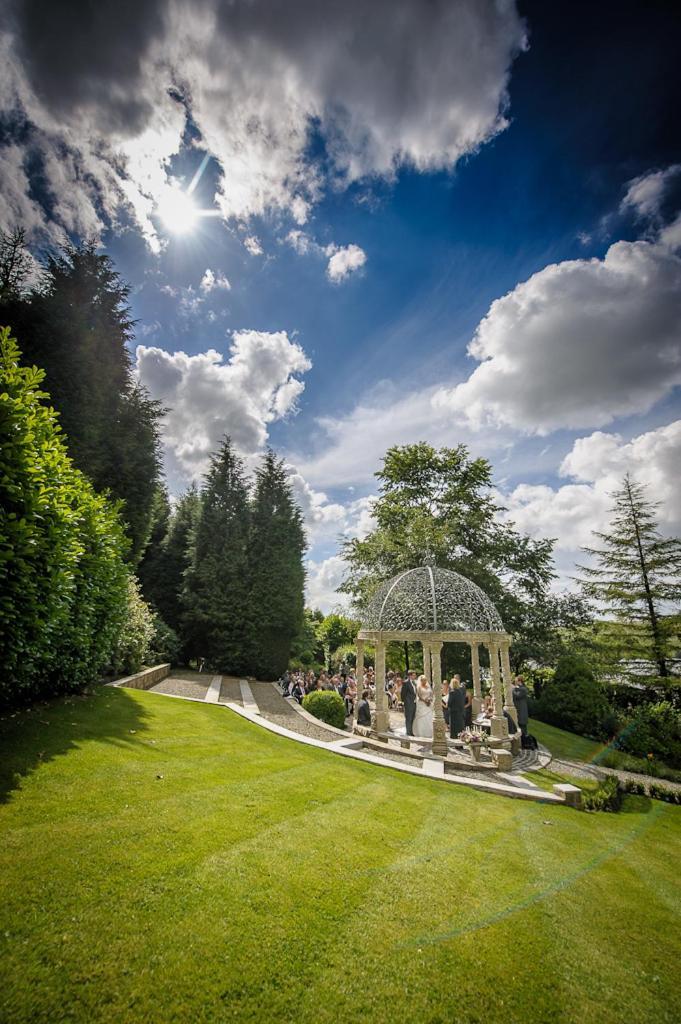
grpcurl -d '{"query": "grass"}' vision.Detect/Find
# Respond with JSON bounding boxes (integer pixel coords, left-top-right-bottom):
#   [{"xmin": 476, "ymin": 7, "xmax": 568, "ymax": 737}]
[
  {"xmin": 1, "ymin": 687, "xmax": 680, "ymax": 1024},
  {"xmin": 528, "ymin": 718, "xmax": 606, "ymax": 763}
]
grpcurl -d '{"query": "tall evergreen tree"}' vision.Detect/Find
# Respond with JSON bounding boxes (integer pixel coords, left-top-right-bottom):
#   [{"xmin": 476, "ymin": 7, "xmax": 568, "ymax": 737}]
[
  {"xmin": 182, "ymin": 441, "xmax": 251, "ymax": 672},
  {"xmin": 579, "ymin": 475, "xmax": 681, "ymax": 677},
  {"xmin": 246, "ymin": 451, "xmax": 306, "ymax": 679},
  {"xmin": 137, "ymin": 484, "xmax": 172, "ymax": 612},
  {"xmin": 0, "ymin": 235, "xmax": 164, "ymax": 561}
]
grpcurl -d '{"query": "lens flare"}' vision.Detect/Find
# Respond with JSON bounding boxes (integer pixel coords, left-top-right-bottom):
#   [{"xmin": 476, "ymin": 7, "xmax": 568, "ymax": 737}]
[{"xmin": 157, "ymin": 185, "xmax": 198, "ymax": 234}]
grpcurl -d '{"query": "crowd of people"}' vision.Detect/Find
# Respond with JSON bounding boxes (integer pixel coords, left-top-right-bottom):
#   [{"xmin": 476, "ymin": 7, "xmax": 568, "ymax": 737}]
[{"xmin": 280, "ymin": 665, "xmax": 531, "ymax": 739}]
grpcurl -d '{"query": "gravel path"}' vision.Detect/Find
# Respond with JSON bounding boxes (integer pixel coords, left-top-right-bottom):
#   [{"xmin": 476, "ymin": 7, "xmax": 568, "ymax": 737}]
[
  {"xmin": 219, "ymin": 677, "xmax": 242, "ymax": 705},
  {"xmin": 249, "ymin": 683, "xmax": 344, "ymax": 744},
  {"xmin": 149, "ymin": 676, "xmax": 210, "ymax": 700}
]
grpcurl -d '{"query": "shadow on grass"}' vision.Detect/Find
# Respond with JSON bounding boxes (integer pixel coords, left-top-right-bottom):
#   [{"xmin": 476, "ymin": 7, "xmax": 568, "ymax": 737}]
[
  {"xmin": 620, "ymin": 794, "xmax": 653, "ymax": 814},
  {"xmin": 0, "ymin": 685, "xmax": 149, "ymax": 804}
]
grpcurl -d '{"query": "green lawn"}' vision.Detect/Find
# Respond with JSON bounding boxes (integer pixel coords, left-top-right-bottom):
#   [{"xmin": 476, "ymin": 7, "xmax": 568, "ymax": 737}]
[
  {"xmin": 1, "ymin": 688, "xmax": 680, "ymax": 1024},
  {"xmin": 528, "ymin": 718, "xmax": 607, "ymax": 763}
]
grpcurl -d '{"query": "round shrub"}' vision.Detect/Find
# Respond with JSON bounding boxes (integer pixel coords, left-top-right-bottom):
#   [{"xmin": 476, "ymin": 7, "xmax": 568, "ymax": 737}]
[
  {"xmin": 0, "ymin": 328, "xmax": 129, "ymax": 707},
  {"xmin": 302, "ymin": 690, "xmax": 347, "ymax": 729},
  {"xmin": 614, "ymin": 701, "xmax": 681, "ymax": 768},
  {"xmin": 533, "ymin": 653, "xmax": 615, "ymax": 739}
]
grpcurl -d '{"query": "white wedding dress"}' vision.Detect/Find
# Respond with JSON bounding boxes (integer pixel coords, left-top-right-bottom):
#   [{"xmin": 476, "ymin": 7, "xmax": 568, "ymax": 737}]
[{"xmin": 413, "ymin": 684, "xmax": 434, "ymax": 738}]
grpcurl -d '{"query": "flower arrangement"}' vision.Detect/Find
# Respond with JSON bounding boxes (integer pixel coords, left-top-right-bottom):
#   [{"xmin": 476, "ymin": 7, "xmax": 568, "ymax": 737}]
[{"xmin": 458, "ymin": 729, "xmax": 485, "ymax": 745}]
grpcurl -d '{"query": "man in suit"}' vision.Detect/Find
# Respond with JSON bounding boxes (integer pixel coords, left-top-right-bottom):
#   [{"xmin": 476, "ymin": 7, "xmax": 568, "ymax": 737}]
[
  {"xmin": 447, "ymin": 676, "xmax": 466, "ymax": 738},
  {"xmin": 357, "ymin": 690, "xmax": 372, "ymax": 727},
  {"xmin": 402, "ymin": 670, "xmax": 417, "ymax": 735},
  {"xmin": 512, "ymin": 676, "xmax": 530, "ymax": 737}
]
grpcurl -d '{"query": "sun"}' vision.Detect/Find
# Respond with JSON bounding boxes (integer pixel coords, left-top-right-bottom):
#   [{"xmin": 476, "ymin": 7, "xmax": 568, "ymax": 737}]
[{"xmin": 157, "ymin": 185, "xmax": 198, "ymax": 234}]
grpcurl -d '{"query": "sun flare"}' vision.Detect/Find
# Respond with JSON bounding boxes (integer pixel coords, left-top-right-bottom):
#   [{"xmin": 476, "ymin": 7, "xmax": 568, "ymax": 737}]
[{"xmin": 157, "ymin": 186, "xmax": 198, "ymax": 234}]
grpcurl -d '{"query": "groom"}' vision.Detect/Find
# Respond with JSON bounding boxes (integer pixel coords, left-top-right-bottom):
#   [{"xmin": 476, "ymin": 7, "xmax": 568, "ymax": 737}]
[{"xmin": 402, "ymin": 670, "xmax": 417, "ymax": 736}]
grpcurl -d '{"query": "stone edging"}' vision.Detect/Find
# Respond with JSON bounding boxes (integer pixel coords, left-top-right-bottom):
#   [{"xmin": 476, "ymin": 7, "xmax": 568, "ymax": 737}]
[
  {"xmin": 107, "ymin": 663, "xmax": 170, "ymax": 690},
  {"xmin": 224, "ymin": 700, "xmax": 572, "ymax": 806}
]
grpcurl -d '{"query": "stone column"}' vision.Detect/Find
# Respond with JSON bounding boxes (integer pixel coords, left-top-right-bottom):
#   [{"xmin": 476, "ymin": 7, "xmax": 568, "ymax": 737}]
[
  {"xmin": 487, "ymin": 641, "xmax": 508, "ymax": 740},
  {"xmin": 500, "ymin": 641, "xmax": 518, "ymax": 725},
  {"xmin": 374, "ymin": 634, "xmax": 389, "ymax": 737},
  {"xmin": 430, "ymin": 641, "xmax": 447, "ymax": 756},
  {"xmin": 470, "ymin": 641, "xmax": 482, "ymax": 716},
  {"xmin": 353, "ymin": 638, "xmax": 365, "ymax": 728}
]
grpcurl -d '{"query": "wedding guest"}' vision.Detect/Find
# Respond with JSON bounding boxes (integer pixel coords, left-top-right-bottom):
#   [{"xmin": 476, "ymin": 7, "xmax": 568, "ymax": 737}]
[
  {"xmin": 441, "ymin": 679, "xmax": 450, "ymax": 727},
  {"xmin": 464, "ymin": 684, "xmax": 473, "ymax": 727},
  {"xmin": 512, "ymin": 675, "xmax": 530, "ymax": 737},
  {"xmin": 447, "ymin": 676, "xmax": 466, "ymax": 738},
  {"xmin": 357, "ymin": 690, "xmax": 372, "ymax": 726}
]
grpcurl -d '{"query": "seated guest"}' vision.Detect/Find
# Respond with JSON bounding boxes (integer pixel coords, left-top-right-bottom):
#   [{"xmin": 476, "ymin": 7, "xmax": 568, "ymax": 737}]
[
  {"xmin": 291, "ymin": 680, "xmax": 305, "ymax": 704},
  {"xmin": 345, "ymin": 676, "xmax": 357, "ymax": 716},
  {"xmin": 357, "ymin": 690, "xmax": 372, "ymax": 727},
  {"xmin": 441, "ymin": 679, "xmax": 450, "ymax": 726}
]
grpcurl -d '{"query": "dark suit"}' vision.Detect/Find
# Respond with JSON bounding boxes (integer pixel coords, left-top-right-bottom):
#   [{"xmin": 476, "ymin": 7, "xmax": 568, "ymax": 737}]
[
  {"xmin": 512, "ymin": 683, "xmax": 530, "ymax": 736},
  {"xmin": 447, "ymin": 687, "xmax": 466, "ymax": 738},
  {"xmin": 402, "ymin": 678, "xmax": 417, "ymax": 735},
  {"xmin": 357, "ymin": 699, "xmax": 372, "ymax": 726}
]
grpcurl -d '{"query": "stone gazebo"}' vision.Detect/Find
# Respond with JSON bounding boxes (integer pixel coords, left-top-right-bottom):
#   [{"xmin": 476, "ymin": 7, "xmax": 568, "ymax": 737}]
[{"xmin": 353, "ymin": 566, "xmax": 517, "ymax": 757}]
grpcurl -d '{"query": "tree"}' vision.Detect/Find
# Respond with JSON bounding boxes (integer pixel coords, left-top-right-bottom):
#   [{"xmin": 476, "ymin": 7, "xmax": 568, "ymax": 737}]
[
  {"xmin": 246, "ymin": 451, "xmax": 306, "ymax": 679},
  {"xmin": 0, "ymin": 228, "xmax": 36, "ymax": 302},
  {"xmin": 182, "ymin": 440, "xmax": 251, "ymax": 672},
  {"xmin": 0, "ymin": 237, "xmax": 164, "ymax": 561},
  {"xmin": 289, "ymin": 608, "xmax": 325, "ymax": 668},
  {"xmin": 579, "ymin": 476, "xmax": 681, "ymax": 677},
  {"xmin": 0, "ymin": 327, "xmax": 129, "ymax": 706},
  {"xmin": 316, "ymin": 613, "xmax": 359, "ymax": 668},
  {"xmin": 340, "ymin": 443, "xmax": 557, "ymax": 667},
  {"xmin": 137, "ymin": 484, "xmax": 172, "ymax": 611},
  {"xmin": 533, "ymin": 654, "xmax": 616, "ymax": 740}
]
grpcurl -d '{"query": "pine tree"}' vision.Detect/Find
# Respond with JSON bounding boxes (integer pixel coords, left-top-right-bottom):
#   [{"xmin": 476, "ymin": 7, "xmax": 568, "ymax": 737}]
[
  {"xmin": 245, "ymin": 451, "xmax": 306, "ymax": 679},
  {"xmin": 0, "ymin": 237, "xmax": 164, "ymax": 561},
  {"xmin": 579, "ymin": 475, "xmax": 681, "ymax": 677},
  {"xmin": 182, "ymin": 441, "xmax": 251, "ymax": 672},
  {"xmin": 137, "ymin": 484, "xmax": 172, "ymax": 611}
]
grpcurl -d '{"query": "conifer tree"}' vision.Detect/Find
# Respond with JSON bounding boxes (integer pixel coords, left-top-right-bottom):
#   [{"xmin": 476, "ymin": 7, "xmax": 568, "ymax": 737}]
[
  {"xmin": 150, "ymin": 485, "xmax": 202, "ymax": 645},
  {"xmin": 246, "ymin": 451, "xmax": 306, "ymax": 679},
  {"xmin": 137, "ymin": 484, "xmax": 172, "ymax": 611},
  {"xmin": 182, "ymin": 441, "xmax": 251, "ymax": 672},
  {"xmin": 579, "ymin": 476, "xmax": 681, "ymax": 677}
]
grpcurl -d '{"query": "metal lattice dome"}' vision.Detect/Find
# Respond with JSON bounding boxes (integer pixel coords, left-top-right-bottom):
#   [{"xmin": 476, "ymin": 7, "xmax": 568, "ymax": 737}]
[{"xmin": 361, "ymin": 566, "xmax": 504, "ymax": 633}]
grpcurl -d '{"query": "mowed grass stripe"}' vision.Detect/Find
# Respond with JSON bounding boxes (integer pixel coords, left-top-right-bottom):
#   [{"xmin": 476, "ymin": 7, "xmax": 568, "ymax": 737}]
[{"xmin": 1, "ymin": 686, "xmax": 680, "ymax": 1024}]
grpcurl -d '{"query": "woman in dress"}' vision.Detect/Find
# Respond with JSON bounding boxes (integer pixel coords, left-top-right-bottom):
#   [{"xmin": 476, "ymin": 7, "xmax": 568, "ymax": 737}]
[{"xmin": 413, "ymin": 674, "xmax": 433, "ymax": 738}]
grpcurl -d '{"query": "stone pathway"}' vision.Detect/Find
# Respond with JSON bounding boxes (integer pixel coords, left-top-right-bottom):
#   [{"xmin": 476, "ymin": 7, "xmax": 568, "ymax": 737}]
[
  {"xmin": 148, "ymin": 675, "xmax": 210, "ymax": 700},
  {"xmin": 248, "ymin": 683, "xmax": 346, "ymax": 744},
  {"xmin": 218, "ymin": 677, "xmax": 242, "ymax": 705},
  {"xmin": 551, "ymin": 756, "xmax": 681, "ymax": 793}
]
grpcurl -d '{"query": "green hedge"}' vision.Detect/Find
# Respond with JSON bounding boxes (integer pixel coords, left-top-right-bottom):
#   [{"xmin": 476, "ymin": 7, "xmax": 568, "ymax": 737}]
[
  {"xmin": 0, "ymin": 328, "xmax": 130, "ymax": 706},
  {"xmin": 302, "ymin": 690, "xmax": 346, "ymax": 729},
  {"xmin": 533, "ymin": 654, "xmax": 617, "ymax": 739},
  {"xmin": 613, "ymin": 701, "xmax": 681, "ymax": 768}
]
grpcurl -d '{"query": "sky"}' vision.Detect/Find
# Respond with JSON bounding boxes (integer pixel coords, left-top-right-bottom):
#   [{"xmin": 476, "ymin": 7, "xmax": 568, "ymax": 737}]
[{"xmin": 1, "ymin": 0, "xmax": 680, "ymax": 610}]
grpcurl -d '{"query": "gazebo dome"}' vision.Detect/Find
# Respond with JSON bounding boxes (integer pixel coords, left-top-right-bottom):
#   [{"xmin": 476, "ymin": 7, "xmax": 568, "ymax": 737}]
[{"xmin": 361, "ymin": 566, "xmax": 504, "ymax": 634}]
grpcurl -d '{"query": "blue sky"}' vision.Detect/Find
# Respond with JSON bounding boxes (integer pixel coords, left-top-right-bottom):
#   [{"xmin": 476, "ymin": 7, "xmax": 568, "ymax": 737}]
[{"xmin": 2, "ymin": 0, "xmax": 680, "ymax": 608}]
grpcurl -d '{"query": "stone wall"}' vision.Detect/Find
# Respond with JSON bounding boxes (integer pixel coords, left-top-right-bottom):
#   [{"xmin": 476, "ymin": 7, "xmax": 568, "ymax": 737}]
[{"xmin": 111, "ymin": 664, "xmax": 171, "ymax": 690}]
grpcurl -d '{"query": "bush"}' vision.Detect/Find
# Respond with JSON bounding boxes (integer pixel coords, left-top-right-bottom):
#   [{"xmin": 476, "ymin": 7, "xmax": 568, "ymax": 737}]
[
  {"xmin": 111, "ymin": 576, "xmax": 155, "ymax": 676},
  {"xmin": 302, "ymin": 690, "xmax": 347, "ymax": 729},
  {"xmin": 597, "ymin": 747, "xmax": 681, "ymax": 783},
  {"xmin": 614, "ymin": 701, "xmax": 681, "ymax": 768},
  {"xmin": 533, "ymin": 654, "xmax": 616, "ymax": 739},
  {"xmin": 148, "ymin": 613, "xmax": 181, "ymax": 666},
  {"xmin": 582, "ymin": 775, "xmax": 622, "ymax": 812},
  {"xmin": 0, "ymin": 328, "xmax": 129, "ymax": 707}
]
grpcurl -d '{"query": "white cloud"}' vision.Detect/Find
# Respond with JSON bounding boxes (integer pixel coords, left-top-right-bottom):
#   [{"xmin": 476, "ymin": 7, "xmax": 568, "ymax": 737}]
[
  {"xmin": 434, "ymin": 240, "xmax": 681, "ymax": 434},
  {"xmin": 326, "ymin": 243, "xmax": 367, "ymax": 283},
  {"xmin": 305, "ymin": 555, "xmax": 349, "ymax": 613},
  {"xmin": 621, "ymin": 165, "xmax": 681, "ymax": 220},
  {"xmin": 135, "ymin": 330, "xmax": 311, "ymax": 485},
  {"xmin": 243, "ymin": 235, "xmax": 263, "ymax": 256},
  {"xmin": 285, "ymin": 229, "xmax": 313, "ymax": 256},
  {"xmin": 658, "ymin": 212, "xmax": 681, "ymax": 252},
  {"xmin": 1, "ymin": 0, "xmax": 526, "ymax": 244},
  {"xmin": 503, "ymin": 421, "xmax": 681, "ymax": 552},
  {"xmin": 200, "ymin": 268, "xmax": 231, "ymax": 292}
]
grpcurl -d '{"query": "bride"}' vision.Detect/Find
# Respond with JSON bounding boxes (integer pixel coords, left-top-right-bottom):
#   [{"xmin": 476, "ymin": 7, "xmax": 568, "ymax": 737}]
[{"xmin": 413, "ymin": 674, "xmax": 433, "ymax": 738}]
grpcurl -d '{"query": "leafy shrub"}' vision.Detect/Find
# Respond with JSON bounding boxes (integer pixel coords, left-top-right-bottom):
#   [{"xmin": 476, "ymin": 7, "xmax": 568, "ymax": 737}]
[
  {"xmin": 111, "ymin": 576, "xmax": 155, "ymax": 676},
  {"xmin": 148, "ymin": 613, "xmax": 181, "ymax": 666},
  {"xmin": 0, "ymin": 328, "xmax": 129, "ymax": 707},
  {"xmin": 596, "ymin": 747, "xmax": 681, "ymax": 783},
  {"xmin": 582, "ymin": 775, "xmax": 622, "ymax": 812},
  {"xmin": 533, "ymin": 654, "xmax": 616, "ymax": 739},
  {"xmin": 614, "ymin": 701, "xmax": 681, "ymax": 768},
  {"xmin": 302, "ymin": 690, "xmax": 347, "ymax": 729}
]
